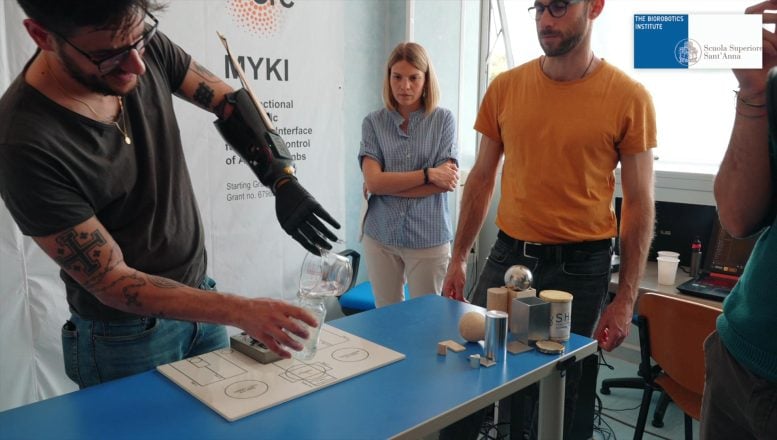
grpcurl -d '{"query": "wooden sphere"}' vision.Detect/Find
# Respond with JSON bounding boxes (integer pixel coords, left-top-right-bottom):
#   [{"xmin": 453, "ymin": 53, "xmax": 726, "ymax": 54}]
[{"xmin": 459, "ymin": 311, "xmax": 486, "ymax": 342}]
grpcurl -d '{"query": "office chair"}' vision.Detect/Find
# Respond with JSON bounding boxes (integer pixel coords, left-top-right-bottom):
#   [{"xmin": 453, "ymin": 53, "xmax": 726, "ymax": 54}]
[
  {"xmin": 338, "ymin": 281, "xmax": 410, "ymax": 315},
  {"xmin": 628, "ymin": 293, "xmax": 720, "ymax": 440},
  {"xmin": 600, "ymin": 315, "xmax": 673, "ymax": 429},
  {"xmin": 333, "ymin": 250, "xmax": 410, "ymax": 315}
]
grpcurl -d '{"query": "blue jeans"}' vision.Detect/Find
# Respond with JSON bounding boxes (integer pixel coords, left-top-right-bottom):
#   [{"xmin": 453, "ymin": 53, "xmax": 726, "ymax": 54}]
[
  {"xmin": 440, "ymin": 232, "xmax": 613, "ymax": 439},
  {"xmin": 61, "ymin": 276, "xmax": 229, "ymax": 389}
]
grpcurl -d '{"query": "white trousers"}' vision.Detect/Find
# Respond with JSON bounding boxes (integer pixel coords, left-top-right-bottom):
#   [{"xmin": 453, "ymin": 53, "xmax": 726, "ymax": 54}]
[{"xmin": 362, "ymin": 234, "xmax": 451, "ymax": 308}]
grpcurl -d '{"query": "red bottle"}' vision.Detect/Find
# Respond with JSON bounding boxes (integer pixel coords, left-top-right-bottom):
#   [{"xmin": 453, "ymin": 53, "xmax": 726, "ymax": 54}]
[{"xmin": 690, "ymin": 237, "xmax": 702, "ymax": 278}]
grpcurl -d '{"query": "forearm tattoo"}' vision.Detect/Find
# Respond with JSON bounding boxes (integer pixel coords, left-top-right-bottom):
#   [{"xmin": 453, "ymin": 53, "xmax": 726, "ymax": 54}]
[
  {"xmin": 53, "ymin": 227, "xmax": 180, "ymax": 313},
  {"xmin": 117, "ymin": 272, "xmax": 145, "ymax": 308},
  {"xmin": 147, "ymin": 274, "xmax": 183, "ymax": 289}
]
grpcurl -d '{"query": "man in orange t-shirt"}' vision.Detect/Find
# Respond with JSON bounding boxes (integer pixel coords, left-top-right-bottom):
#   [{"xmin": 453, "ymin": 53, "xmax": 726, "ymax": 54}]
[{"xmin": 440, "ymin": 0, "xmax": 656, "ymax": 438}]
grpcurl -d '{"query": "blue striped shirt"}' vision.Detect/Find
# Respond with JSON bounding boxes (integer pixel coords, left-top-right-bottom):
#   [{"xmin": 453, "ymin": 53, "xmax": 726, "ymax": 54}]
[{"xmin": 359, "ymin": 106, "xmax": 458, "ymax": 248}]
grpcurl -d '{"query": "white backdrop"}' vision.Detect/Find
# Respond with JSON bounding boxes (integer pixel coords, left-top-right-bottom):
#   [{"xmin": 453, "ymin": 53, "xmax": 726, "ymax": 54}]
[{"xmin": 0, "ymin": 0, "xmax": 345, "ymax": 411}]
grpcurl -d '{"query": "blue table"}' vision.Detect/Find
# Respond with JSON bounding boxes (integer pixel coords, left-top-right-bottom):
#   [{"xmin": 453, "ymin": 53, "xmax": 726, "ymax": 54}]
[{"xmin": 0, "ymin": 295, "xmax": 597, "ymax": 439}]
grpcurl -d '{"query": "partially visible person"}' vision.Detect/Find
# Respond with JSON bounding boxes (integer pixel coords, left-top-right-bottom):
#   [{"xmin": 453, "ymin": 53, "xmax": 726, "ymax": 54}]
[
  {"xmin": 358, "ymin": 42, "xmax": 459, "ymax": 307},
  {"xmin": 700, "ymin": 1, "xmax": 777, "ymax": 439},
  {"xmin": 0, "ymin": 0, "xmax": 339, "ymax": 388},
  {"xmin": 439, "ymin": 0, "xmax": 656, "ymax": 438}
]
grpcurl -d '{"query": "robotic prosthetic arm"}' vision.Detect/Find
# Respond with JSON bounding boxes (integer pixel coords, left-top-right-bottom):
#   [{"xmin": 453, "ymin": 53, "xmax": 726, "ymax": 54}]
[
  {"xmin": 215, "ymin": 89, "xmax": 294, "ymax": 191},
  {"xmin": 215, "ymin": 89, "xmax": 340, "ymax": 255}
]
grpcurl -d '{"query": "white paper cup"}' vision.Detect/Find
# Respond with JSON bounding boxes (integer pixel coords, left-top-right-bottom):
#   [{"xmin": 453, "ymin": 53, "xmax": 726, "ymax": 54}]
[
  {"xmin": 657, "ymin": 250, "xmax": 680, "ymax": 259},
  {"xmin": 656, "ymin": 256, "xmax": 680, "ymax": 285}
]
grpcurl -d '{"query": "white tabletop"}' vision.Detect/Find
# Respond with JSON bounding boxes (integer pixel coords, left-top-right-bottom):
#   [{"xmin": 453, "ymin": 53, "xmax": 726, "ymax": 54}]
[{"xmin": 610, "ymin": 260, "xmax": 723, "ymax": 310}]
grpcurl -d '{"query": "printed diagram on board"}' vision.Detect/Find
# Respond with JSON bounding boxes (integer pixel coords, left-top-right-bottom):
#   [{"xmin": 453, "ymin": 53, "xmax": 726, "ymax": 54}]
[{"xmin": 158, "ymin": 324, "xmax": 405, "ymax": 421}]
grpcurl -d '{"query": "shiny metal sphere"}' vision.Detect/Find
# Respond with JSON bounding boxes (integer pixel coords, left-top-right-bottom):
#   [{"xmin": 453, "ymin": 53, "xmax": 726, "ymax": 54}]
[{"xmin": 504, "ymin": 265, "xmax": 533, "ymax": 291}]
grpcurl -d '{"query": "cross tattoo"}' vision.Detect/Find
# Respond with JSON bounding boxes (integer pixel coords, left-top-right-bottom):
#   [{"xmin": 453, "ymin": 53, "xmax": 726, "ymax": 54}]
[{"xmin": 55, "ymin": 230, "xmax": 107, "ymax": 275}]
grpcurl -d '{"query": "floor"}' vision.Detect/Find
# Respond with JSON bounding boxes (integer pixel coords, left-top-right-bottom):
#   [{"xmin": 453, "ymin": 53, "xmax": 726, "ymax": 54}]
[{"xmin": 323, "ymin": 298, "xmax": 698, "ymax": 440}]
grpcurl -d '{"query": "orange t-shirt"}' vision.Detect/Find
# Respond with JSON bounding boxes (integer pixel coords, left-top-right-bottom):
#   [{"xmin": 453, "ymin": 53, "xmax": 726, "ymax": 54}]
[{"xmin": 475, "ymin": 59, "xmax": 657, "ymax": 244}]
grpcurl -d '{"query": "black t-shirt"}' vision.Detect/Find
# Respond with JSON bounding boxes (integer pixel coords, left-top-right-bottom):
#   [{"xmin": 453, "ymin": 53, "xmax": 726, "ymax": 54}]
[{"xmin": 0, "ymin": 31, "xmax": 206, "ymax": 320}]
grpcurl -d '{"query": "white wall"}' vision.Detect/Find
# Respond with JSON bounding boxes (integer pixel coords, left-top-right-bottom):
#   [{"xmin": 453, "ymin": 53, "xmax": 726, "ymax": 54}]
[
  {"xmin": 0, "ymin": 1, "xmax": 79, "ymax": 410},
  {"xmin": 616, "ymin": 169, "xmax": 716, "ymax": 207}
]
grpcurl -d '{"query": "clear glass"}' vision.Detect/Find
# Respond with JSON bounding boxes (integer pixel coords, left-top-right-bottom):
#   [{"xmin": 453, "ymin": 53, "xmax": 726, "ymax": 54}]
[
  {"xmin": 299, "ymin": 250, "xmax": 353, "ymax": 298},
  {"xmin": 289, "ymin": 296, "xmax": 327, "ymax": 361}
]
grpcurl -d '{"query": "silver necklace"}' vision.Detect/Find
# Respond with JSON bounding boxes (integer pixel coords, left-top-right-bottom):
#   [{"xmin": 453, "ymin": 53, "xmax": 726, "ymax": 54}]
[{"xmin": 45, "ymin": 55, "xmax": 132, "ymax": 145}]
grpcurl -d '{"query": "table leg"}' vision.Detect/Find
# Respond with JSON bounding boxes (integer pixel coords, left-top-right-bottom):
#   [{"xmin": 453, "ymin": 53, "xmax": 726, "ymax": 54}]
[{"xmin": 538, "ymin": 369, "xmax": 565, "ymax": 439}]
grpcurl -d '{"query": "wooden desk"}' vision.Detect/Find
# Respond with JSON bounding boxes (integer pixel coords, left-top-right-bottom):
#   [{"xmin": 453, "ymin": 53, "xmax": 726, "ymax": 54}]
[{"xmin": 610, "ymin": 261, "xmax": 723, "ymax": 310}]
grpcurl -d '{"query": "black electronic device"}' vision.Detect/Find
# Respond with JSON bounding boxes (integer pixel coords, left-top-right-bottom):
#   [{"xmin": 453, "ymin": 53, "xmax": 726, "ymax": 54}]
[
  {"xmin": 614, "ymin": 198, "xmax": 717, "ymax": 266},
  {"xmin": 230, "ymin": 332, "xmax": 282, "ymax": 364},
  {"xmin": 676, "ymin": 216, "xmax": 760, "ymax": 301}
]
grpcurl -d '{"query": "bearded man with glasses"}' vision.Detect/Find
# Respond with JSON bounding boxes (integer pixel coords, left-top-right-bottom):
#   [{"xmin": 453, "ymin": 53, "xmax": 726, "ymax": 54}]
[
  {"xmin": 441, "ymin": 0, "xmax": 656, "ymax": 438},
  {"xmin": 0, "ymin": 0, "xmax": 340, "ymax": 388}
]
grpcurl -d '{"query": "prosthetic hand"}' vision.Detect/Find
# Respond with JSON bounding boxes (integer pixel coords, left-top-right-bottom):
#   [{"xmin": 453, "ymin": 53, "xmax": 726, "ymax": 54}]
[{"xmin": 215, "ymin": 89, "xmax": 340, "ymax": 254}]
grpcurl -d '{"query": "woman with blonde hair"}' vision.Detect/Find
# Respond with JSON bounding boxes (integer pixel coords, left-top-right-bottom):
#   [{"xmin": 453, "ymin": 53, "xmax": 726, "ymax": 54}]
[{"xmin": 358, "ymin": 42, "xmax": 459, "ymax": 307}]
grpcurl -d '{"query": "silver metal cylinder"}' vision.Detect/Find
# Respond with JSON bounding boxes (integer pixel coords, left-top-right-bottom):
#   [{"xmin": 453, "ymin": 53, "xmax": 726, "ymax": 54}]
[{"xmin": 484, "ymin": 310, "xmax": 508, "ymax": 362}]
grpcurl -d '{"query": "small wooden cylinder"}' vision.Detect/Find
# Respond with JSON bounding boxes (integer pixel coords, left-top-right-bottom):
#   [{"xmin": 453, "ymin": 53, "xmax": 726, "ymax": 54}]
[{"xmin": 486, "ymin": 287, "xmax": 509, "ymax": 312}]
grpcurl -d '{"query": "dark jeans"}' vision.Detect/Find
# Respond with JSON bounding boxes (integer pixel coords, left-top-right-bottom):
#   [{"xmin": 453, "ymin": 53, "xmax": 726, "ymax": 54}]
[
  {"xmin": 440, "ymin": 233, "xmax": 612, "ymax": 440},
  {"xmin": 700, "ymin": 331, "xmax": 777, "ymax": 440},
  {"xmin": 61, "ymin": 276, "xmax": 229, "ymax": 389}
]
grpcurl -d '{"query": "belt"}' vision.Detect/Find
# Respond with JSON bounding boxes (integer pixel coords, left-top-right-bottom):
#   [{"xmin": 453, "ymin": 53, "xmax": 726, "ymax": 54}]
[{"xmin": 497, "ymin": 230, "xmax": 613, "ymax": 262}]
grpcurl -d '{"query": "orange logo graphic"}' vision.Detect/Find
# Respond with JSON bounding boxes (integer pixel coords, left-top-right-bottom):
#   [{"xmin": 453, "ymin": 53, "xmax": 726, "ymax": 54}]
[{"xmin": 227, "ymin": 0, "xmax": 290, "ymax": 37}]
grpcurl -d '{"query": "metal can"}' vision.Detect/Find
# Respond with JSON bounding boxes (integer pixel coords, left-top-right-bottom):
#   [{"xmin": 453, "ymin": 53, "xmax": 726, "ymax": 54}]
[{"xmin": 484, "ymin": 310, "xmax": 509, "ymax": 362}]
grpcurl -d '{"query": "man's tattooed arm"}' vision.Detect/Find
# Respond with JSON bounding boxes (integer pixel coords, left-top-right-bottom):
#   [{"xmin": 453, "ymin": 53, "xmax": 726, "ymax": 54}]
[
  {"xmin": 176, "ymin": 59, "xmax": 234, "ymax": 113},
  {"xmin": 33, "ymin": 217, "xmax": 196, "ymax": 318}
]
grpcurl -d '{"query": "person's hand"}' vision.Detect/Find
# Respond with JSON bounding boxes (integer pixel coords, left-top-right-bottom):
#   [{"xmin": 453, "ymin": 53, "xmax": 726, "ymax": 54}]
[
  {"xmin": 593, "ymin": 294, "xmax": 634, "ymax": 351},
  {"xmin": 734, "ymin": 1, "xmax": 777, "ymax": 95},
  {"xmin": 428, "ymin": 162, "xmax": 459, "ymax": 192},
  {"xmin": 274, "ymin": 178, "xmax": 341, "ymax": 255},
  {"xmin": 441, "ymin": 259, "xmax": 468, "ymax": 302},
  {"xmin": 240, "ymin": 298, "xmax": 319, "ymax": 358}
]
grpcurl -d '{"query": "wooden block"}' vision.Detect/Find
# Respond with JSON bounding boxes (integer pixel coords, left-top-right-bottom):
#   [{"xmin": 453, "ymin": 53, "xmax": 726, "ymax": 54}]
[
  {"xmin": 479, "ymin": 357, "xmax": 496, "ymax": 368},
  {"xmin": 487, "ymin": 287, "xmax": 509, "ymax": 312},
  {"xmin": 437, "ymin": 342, "xmax": 448, "ymax": 356},
  {"xmin": 507, "ymin": 340, "xmax": 532, "ymax": 354},
  {"xmin": 440, "ymin": 340, "xmax": 465, "ymax": 352},
  {"xmin": 513, "ymin": 287, "xmax": 537, "ymax": 300}
]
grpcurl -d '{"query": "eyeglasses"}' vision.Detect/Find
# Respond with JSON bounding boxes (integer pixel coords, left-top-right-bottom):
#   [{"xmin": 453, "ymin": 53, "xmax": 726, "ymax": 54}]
[
  {"xmin": 53, "ymin": 11, "xmax": 159, "ymax": 73},
  {"xmin": 528, "ymin": 0, "xmax": 585, "ymax": 20}
]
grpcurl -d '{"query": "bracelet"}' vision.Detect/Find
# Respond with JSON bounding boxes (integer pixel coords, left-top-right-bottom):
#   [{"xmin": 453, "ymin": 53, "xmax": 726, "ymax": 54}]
[
  {"xmin": 734, "ymin": 89, "xmax": 767, "ymax": 108},
  {"xmin": 423, "ymin": 167, "xmax": 429, "ymax": 184}
]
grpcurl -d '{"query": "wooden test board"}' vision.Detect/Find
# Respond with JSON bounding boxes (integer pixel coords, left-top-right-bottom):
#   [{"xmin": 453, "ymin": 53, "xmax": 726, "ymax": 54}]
[{"xmin": 158, "ymin": 324, "xmax": 405, "ymax": 421}]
